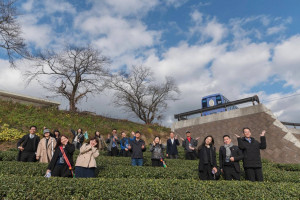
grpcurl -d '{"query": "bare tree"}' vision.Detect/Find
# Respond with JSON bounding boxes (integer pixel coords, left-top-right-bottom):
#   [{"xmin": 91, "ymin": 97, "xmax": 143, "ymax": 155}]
[
  {"xmin": 0, "ymin": 0, "xmax": 30, "ymax": 67},
  {"xmin": 25, "ymin": 45, "xmax": 110, "ymax": 112},
  {"xmin": 109, "ymin": 65, "xmax": 180, "ymax": 124}
]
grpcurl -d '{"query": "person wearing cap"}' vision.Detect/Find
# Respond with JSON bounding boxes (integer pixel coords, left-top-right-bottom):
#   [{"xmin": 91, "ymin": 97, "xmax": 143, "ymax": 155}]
[
  {"xmin": 181, "ymin": 131, "xmax": 199, "ymax": 160},
  {"xmin": 17, "ymin": 125, "xmax": 40, "ymax": 162},
  {"xmin": 36, "ymin": 129, "xmax": 57, "ymax": 163},
  {"xmin": 128, "ymin": 131, "xmax": 146, "ymax": 166}
]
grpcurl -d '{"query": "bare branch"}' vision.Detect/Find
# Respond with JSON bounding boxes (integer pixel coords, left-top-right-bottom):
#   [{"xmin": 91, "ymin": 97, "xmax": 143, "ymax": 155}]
[
  {"xmin": 25, "ymin": 44, "xmax": 110, "ymax": 112},
  {"xmin": 0, "ymin": 0, "xmax": 31, "ymax": 67},
  {"xmin": 109, "ymin": 65, "xmax": 180, "ymax": 124}
]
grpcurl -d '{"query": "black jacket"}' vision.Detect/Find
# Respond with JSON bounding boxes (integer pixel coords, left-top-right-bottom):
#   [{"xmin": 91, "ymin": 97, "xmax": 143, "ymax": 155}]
[
  {"xmin": 182, "ymin": 138, "xmax": 198, "ymax": 153},
  {"xmin": 237, "ymin": 136, "xmax": 266, "ymax": 168},
  {"xmin": 198, "ymin": 145, "xmax": 217, "ymax": 171},
  {"xmin": 17, "ymin": 134, "xmax": 40, "ymax": 161},
  {"xmin": 47, "ymin": 143, "xmax": 75, "ymax": 171},
  {"xmin": 129, "ymin": 139, "xmax": 146, "ymax": 159},
  {"xmin": 219, "ymin": 145, "xmax": 243, "ymax": 172},
  {"xmin": 166, "ymin": 139, "xmax": 179, "ymax": 155}
]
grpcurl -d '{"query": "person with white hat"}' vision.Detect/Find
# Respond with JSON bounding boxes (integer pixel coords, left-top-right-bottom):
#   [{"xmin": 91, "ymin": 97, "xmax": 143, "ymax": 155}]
[{"xmin": 36, "ymin": 128, "xmax": 57, "ymax": 163}]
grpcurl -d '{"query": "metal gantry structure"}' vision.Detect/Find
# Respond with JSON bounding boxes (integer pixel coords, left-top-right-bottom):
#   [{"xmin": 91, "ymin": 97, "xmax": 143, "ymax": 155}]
[{"xmin": 174, "ymin": 95, "xmax": 260, "ymax": 121}]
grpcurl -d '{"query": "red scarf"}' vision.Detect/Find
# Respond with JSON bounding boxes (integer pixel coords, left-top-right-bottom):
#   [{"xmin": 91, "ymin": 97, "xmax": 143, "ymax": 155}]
[
  {"xmin": 187, "ymin": 137, "xmax": 191, "ymax": 143},
  {"xmin": 59, "ymin": 146, "xmax": 74, "ymax": 177}
]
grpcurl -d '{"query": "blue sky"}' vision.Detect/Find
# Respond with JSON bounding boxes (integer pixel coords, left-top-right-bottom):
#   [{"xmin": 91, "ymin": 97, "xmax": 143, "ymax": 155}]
[{"xmin": 1, "ymin": 0, "xmax": 300, "ymax": 126}]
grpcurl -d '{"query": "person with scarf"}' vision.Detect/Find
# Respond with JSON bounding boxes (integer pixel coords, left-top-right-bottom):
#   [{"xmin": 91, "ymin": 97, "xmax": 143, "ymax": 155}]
[
  {"xmin": 219, "ymin": 135, "xmax": 243, "ymax": 180},
  {"xmin": 17, "ymin": 125, "xmax": 40, "ymax": 162},
  {"xmin": 71, "ymin": 128, "xmax": 85, "ymax": 149},
  {"xmin": 75, "ymin": 137, "xmax": 100, "ymax": 178},
  {"xmin": 106, "ymin": 129, "xmax": 119, "ymax": 156},
  {"xmin": 235, "ymin": 128, "xmax": 267, "ymax": 182},
  {"xmin": 36, "ymin": 129, "xmax": 57, "ymax": 163},
  {"xmin": 181, "ymin": 131, "xmax": 199, "ymax": 160},
  {"xmin": 198, "ymin": 135, "xmax": 218, "ymax": 180},
  {"xmin": 46, "ymin": 135, "xmax": 75, "ymax": 177}
]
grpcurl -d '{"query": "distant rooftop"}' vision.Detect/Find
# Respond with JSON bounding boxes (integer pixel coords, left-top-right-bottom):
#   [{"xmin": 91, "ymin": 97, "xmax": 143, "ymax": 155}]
[{"xmin": 0, "ymin": 89, "xmax": 60, "ymax": 108}]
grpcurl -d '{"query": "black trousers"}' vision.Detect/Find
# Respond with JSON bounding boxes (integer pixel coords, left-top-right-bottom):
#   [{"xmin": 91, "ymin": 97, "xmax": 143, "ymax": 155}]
[
  {"xmin": 152, "ymin": 159, "xmax": 163, "ymax": 167},
  {"xmin": 20, "ymin": 151, "xmax": 36, "ymax": 162},
  {"xmin": 244, "ymin": 167, "xmax": 263, "ymax": 182},
  {"xmin": 52, "ymin": 164, "xmax": 72, "ymax": 177},
  {"xmin": 199, "ymin": 164, "xmax": 214, "ymax": 180},
  {"xmin": 223, "ymin": 165, "xmax": 240, "ymax": 180},
  {"xmin": 185, "ymin": 152, "xmax": 196, "ymax": 160},
  {"xmin": 75, "ymin": 166, "xmax": 96, "ymax": 178},
  {"xmin": 109, "ymin": 147, "xmax": 119, "ymax": 156},
  {"xmin": 168, "ymin": 154, "xmax": 178, "ymax": 159},
  {"xmin": 120, "ymin": 149, "xmax": 130, "ymax": 157}
]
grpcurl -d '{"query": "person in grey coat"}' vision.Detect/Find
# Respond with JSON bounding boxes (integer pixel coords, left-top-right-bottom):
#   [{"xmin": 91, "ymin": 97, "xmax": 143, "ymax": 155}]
[
  {"xmin": 181, "ymin": 131, "xmax": 199, "ymax": 160},
  {"xmin": 150, "ymin": 136, "xmax": 165, "ymax": 167},
  {"xmin": 106, "ymin": 129, "xmax": 119, "ymax": 156}
]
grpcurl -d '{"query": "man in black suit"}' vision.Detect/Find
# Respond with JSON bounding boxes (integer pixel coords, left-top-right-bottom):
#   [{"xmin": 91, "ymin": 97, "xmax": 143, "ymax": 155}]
[
  {"xmin": 17, "ymin": 125, "xmax": 40, "ymax": 162},
  {"xmin": 219, "ymin": 135, "xmax": 243, "ymax": 180},
  {"xmin": 166, "ymin": 132, "xmax": 180, "ymax": 159},
  {"xmin": 235, "ymin": 128, "xmax": 267, "ymax": 182}
]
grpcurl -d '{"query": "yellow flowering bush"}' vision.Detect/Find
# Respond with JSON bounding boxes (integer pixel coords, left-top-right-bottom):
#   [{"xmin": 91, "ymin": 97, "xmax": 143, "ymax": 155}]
[{"xmin": 0, "ymin": 120, "xmax": 25, "ymax": 141}]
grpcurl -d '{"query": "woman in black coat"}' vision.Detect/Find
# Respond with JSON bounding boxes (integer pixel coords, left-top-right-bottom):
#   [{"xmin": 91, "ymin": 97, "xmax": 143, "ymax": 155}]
[
  {"xmin": 198, "ymin": 135, "xmax": 218, "ymax": 180},
  {"xmin": 46, "ymin": 135, "xmax": 75, "ymax": 177}
]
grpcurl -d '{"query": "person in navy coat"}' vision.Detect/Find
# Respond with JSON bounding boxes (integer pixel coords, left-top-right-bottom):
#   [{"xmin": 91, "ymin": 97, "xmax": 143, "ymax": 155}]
[{"xmin": 166, "ymin": 132, "xmax": 180, "ymax": 159}]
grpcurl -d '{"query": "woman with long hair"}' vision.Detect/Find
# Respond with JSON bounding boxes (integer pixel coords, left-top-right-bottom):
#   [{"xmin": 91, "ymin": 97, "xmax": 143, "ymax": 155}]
[
  {"xmin": 75, "ymin": 137, "xmax": 100, "ymax": 178},
  {"xmin": 53, "ymin": 129, "xmax": 61, "ymax": 141},
  {"xmin": 46, "ymin": 135, "xmax": 75, "ymax": 177},
  {"xmin": 198, "ymin": 135, "xmax": 218, "ymax": 180}
]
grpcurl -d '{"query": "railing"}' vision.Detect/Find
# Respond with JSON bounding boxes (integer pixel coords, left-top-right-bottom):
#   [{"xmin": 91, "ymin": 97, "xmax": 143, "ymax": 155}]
[
  {"xmin": 174, "ymin": 95, "xmax": 260, "ymax": 121},
  {"xmin": 281, "ymin": 121, "xmax": 300, "ymax": 129}
]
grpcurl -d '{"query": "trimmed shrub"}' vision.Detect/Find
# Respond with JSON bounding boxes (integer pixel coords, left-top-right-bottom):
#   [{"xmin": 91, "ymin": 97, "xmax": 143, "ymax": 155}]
[{"xmin": 0, "ymin": 175, "xmax": 299, "ymax": 199}]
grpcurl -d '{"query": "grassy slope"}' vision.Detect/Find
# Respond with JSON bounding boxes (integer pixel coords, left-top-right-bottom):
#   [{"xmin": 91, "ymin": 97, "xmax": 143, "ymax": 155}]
[{"xmin": 0, "ymin": 100, "xmax": 170, "ymax": 145}]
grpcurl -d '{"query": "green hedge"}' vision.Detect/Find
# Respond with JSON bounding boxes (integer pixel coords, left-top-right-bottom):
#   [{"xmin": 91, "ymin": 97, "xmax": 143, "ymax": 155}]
[
  {"xmin": 0, "ymin": 175, "xmax": 299, "ymax": 199},
  {"xmin": 0, "ymin": 160, "xmax": 299, "ymax": 183}
]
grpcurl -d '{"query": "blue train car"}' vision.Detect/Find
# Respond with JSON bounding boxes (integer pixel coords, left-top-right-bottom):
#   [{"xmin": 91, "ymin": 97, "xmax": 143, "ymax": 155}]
[{"xmin": 201, "ymin": 93, "xmax": 238, "ymax": 116}]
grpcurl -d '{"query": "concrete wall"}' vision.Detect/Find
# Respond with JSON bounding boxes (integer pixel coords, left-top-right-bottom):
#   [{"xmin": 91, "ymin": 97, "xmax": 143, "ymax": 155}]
[
  {"xmin": 0, "ymin": 90, "xmax": 60, "ymax": 108},
  {"xmin": 172, "ymin": 104, "xmax": 300, "ymax": 164}
]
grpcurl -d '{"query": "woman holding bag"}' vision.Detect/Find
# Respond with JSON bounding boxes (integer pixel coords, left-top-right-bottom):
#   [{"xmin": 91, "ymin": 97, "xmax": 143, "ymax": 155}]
[
  {"xmin": 75, "ymin": 137, "xmax": 100, "ymax": 178},
  {"xmin": 46, "ymin": 135, "xmax": 75, "ymax": 177}
]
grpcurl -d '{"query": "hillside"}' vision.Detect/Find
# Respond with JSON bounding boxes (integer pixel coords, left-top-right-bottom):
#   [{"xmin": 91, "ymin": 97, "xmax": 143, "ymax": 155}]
[{"xmin": 0, "ymin": 100, "xmax": 170, "ymax": 147}]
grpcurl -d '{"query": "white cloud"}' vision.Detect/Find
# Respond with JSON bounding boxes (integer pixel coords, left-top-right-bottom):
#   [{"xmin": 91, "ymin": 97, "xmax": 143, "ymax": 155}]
[
  {"xmin": 267, "ymin": 24, "xmax": 286, "ymax": 35},
  {"xmin": 190, "ymin": 11, "xmax": 228, "ymax": 44},
  {"xmin": 43, "ymin": 0, "xmax": 76, "ymax": 14},
  {"xmin": 22, "ymin": 0, "xmax": 35, "ymax": 11},
  {"xmin": 19, "ymin": 15, "xmax": 53, "ymax": 48},
  {"xmin": 272, "ymin": 35, "xmax": 300, "ymax": 88},
  {"xmin": 86, "ymin": 0, "xmax": 159, "ymax": 17},
  {"xmin": 165, "ymin": 0, "xmax": 189, "ymax": 8}
]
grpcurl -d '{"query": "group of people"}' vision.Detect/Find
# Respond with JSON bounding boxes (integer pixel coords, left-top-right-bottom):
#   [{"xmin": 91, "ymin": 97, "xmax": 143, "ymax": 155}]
[
  {"xmin": 17, "ymin": 126, "xmax": 100, "ymax": 178},
  {"xmin": 179, "ymin": 128, "xmax": 266, "ymax": 182},
  {"xmin": 16, "ymin": 126, "xmax": 267, "ymax": 182}
]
